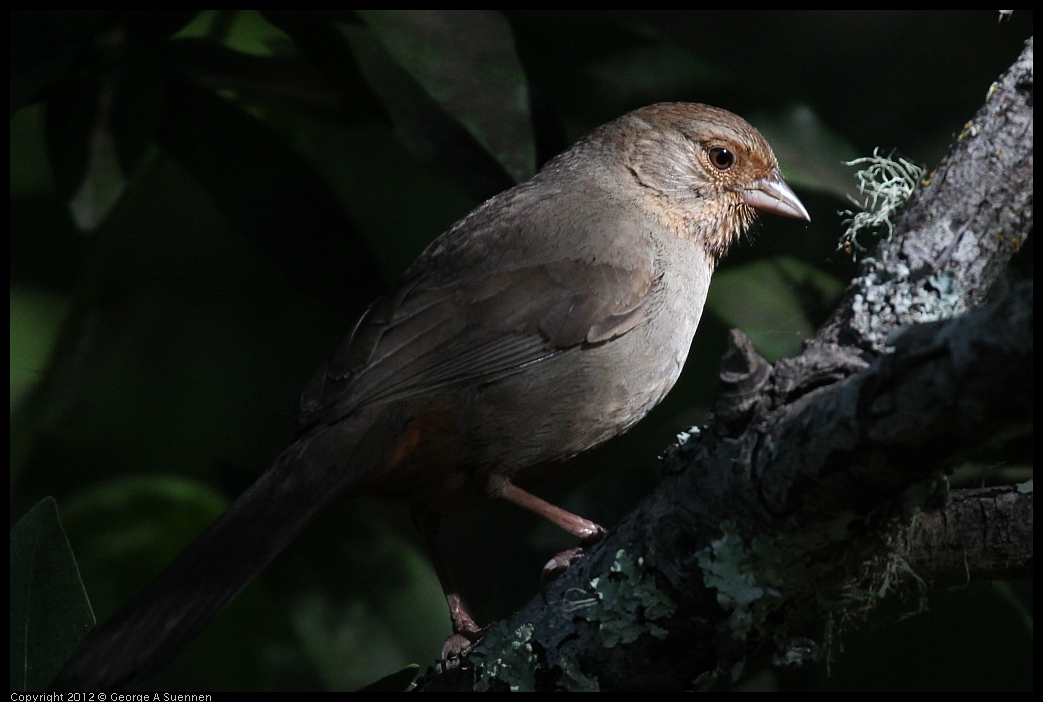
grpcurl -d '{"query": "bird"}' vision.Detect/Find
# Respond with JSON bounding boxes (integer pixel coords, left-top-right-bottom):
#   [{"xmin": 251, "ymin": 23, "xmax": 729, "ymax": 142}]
[{"xmin": 55, "ymin": 102, "xmax": 809, "ymax": 690}]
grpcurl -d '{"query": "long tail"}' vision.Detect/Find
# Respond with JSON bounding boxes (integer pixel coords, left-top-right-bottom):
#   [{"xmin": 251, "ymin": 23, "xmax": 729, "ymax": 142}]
[{"xmin": 54, "ymin": 411, "xmax": 400, "ymax": 691}]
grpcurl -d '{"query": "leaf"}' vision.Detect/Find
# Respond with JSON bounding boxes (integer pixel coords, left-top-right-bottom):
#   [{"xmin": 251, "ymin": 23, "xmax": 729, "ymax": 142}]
[
  {"xmin": 40, "ymin": 22, "xmax": 170, "ymax": 232},
  {"xmin": 750, "ymin": 104, "xmax": 861, "ymax": 201},
  {"xmin": 10, "ymin": 497, "xmax": 95, "ymax": 692},
  {"xmin": 45, "ymin": 80, "xmax": 121, "ymax": 231},
  {"xmin": 166, "ymin": 37, "xmax": 349, "ymax": 114},
  {"xmin": 59, "ymin": 476, "xmax": 228, "ymax": 620},
  {"xmin": 707, "ymin": 256, "xmax": 844, "ymax": 362},
  {"xmin": 45, "ymin": 65, "xmax": 163, "ymax": 233},
  {"xmin": 259, "ymin": 11, "xmax": 390, "ymax": 122},
  {"xmin": 357, "ymin": 10, "xmax": 535, "ymax": 184},
  {"xmin": 280, "ymin": 522, "xmax": 448, "ymax": 691},
  {"xmin": 339, "ymin": 24, "xmax": 510, "ymax": 201},
  {"xmin": 208, "ymin": 9, "xmax": 293, "ymax": 57},
  {"xmin": 59, "ymin": 477, "xmax": 318, "ymax": 690},
  {"xmin": 10, "ymin": 104, "xmax": 57, "ymax": 198},
  {"xmin": 157, "ymin": 77, "xmax": 383, "ymax": 310},
  {"xmin": 10, "ymin": 285, "xmax": 72, "ymax": 413}
]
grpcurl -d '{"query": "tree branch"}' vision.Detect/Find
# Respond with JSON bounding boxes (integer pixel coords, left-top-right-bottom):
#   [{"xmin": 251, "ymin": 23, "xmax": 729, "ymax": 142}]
[
  {"xmin": 895, "ymin": 485, "xmax": 1033, "ymax": 589},
  {"xmin": 417, "ymin": 38, "xmax": 1033, "ymax": 691}
]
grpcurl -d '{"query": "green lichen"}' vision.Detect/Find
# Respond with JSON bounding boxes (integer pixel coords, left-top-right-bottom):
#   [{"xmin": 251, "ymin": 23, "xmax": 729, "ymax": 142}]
[
  {"xmin": 471, "ymin": 622, "xmax": 537, "ymax": 692},
  {"xmin": 838, "ymin": 148, "xmax": 924, "ymax": 256},
  {"xmin": 849, "ymin": 256, "xmax": 969, "ymax": 353},
  {"xmin": 567, "ymin": 549, "xmax": 677, "ymax": 648},
  {"xmin": 696, "ymin": 522, "xmax": 784, "ymax": 641},
  {"xmin": 472, "ymin": 549, "xmax": 676, "ymax": 690}
]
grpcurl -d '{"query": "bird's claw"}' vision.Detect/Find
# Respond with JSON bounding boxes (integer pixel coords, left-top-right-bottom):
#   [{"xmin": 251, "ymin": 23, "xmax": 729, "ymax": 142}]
[
  {"xmin": 540, "ymin": 546, "xmax": 589, "ymax": 600},
  {"xmin": 544, "ymin": 546, "xmax": 586, "ymax": 577},
  {"xmin": 439, "ymin": 622, "xmax": 490, "ymax": 669},
  {"xmin": 440, "ymin": 633, "xmax": 474, "ymax": 668},
  {"xmin": 540, "ymin": 523, "xmax": 607, "ymax": 599}
]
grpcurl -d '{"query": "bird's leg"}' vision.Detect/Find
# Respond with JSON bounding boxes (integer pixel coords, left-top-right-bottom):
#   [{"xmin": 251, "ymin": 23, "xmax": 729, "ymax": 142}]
[
  {"xmin": 489, "ymin": 477, "xmax": 607, "ymax": 584},
  {"xmin": 410, "ymin": 505, "xmax": 484, "ymax": 663}
]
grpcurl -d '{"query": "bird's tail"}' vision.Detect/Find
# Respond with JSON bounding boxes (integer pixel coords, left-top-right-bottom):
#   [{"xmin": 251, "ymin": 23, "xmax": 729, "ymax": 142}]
[{"xmin": 53, "ymin": 410, "xmax": 401, "ymax": 691}]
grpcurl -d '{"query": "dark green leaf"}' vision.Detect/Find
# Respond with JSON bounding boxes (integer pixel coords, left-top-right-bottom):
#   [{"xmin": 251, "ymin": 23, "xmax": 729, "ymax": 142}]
[
  {"xmin": 10, "ymin": 497, "xmax": 95, "ymax": 692},
  {"xmin": 260, "ymin": 11, "xmax": 390, "ymax": 122},
  {"xmin": 358, "ymin": 10, "xmax": 535, "ymax": 184},
  {"xmin": 157, "ymin": 77, "xmax": 384, "ymax": 312},
  {"xmin": 342, "ymin": 22, "xmax": 514, "ymax": 201},
  {"xmin": 33, "ymin": 12, "xmax": 191, "ymax": 230},
  {"xmin": 165, "ymin": 38, "xmax": 346, "ymax": 113},
  {"xmin": 107, "ymin": 46, "xmax": 164, "ymax": 186},
  {"xmin": 10, "ymin": 285, "xmax": 71, "ymax": 414},
  {"xmin": 707, "ymin": 256, "xmax": 844, "ymax": 361},
  {"xmin": 59, "ymin": 477, "xmax": 227, "ymax": 621},
  {"xmin": 750, "ymin": 105, "xmax": 861, "ymax": 201},
  {"xmin": 45, "ymin": 80, "xmax": 119, "ymax": 230}
]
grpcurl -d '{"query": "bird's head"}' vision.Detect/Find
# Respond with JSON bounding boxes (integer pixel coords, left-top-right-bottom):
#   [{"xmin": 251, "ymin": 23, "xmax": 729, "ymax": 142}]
[{"xmin": 607, "ymin": 103, "xmax": 810, "ymax": 263}]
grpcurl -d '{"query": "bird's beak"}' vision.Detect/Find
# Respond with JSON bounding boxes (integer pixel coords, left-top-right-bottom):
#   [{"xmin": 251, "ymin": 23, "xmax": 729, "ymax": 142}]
[{"xmin": 741, "ymin": 169, "xmax": 810, "ymax": 221}]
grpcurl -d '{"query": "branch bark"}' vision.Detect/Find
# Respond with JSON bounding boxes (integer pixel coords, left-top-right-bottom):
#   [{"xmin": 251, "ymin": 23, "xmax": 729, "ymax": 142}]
[
  {"xmin": 895, "ymin": 485, "xmax": 1033, "ymax": 590},
  {"xmin": 417, "ymin": 38, "xmax": 1033, "ymax": 691}
]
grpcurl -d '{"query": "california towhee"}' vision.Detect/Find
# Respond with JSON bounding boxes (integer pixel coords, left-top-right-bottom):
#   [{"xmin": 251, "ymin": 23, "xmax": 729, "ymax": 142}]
[{"xmin": 57, "ymin": 103, "xmax": 808, "ymax": 689}]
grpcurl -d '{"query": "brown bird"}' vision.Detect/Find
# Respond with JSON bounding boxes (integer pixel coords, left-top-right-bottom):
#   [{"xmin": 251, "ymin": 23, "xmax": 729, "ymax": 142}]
[{"xmin": 56, "ymin": 102, "xmax": 808, "ymax": 689}]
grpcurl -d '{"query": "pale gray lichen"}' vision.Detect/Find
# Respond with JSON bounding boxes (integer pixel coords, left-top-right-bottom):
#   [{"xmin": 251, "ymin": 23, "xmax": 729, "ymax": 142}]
[
  {"xmin": 675, "ymin": 425, "xmax": 700, "ymax": 446},
  {"xmin": 471, "ymin": 622, "xmax": 537, "ymax": 692},
  {"xmin": 696, "ymin": 524, "xmax": 838, "ymax": 677},
  {"xmin": 661, "ymin": 425, "xmax": 703, "ymax": 475},
  {"xmin": 838, "ymin": 149, "xmax": 925, "ymax": 257},
  {"xmin": 696, "ymin": 523, "xmax": 784, "ymax": 641},
  {"xmin": 848, "ymin": 254, "xmax": 968, "ymax": 353},
  {"xmin": 568, "ymin": 549, "xmax": 677, "ymax": 648}
]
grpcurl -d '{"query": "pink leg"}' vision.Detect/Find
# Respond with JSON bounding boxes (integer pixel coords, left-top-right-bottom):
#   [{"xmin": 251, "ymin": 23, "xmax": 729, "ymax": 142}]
[
  {"xmin": 411, "ymin": 506, "xmax": 484, "ymax": 661},
  {"xmin": 489, "ymin": 477, "xmax": 606, "ymax": 585},
  {"xmin": 491, "ymin": 477, "xmax": 606, "ymax": 543}
]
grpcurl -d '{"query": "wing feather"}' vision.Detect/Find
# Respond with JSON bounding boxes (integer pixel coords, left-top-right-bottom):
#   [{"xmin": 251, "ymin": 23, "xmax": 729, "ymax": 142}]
[{"xmin": 298, "ymin": 216, "xmax": 658, "ymax": 430}]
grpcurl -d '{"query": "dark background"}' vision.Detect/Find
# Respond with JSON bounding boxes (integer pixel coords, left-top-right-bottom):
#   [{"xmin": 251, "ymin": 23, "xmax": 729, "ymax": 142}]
[{"xmin": 10, "ymin": 11, "xmax": 1032, "ymax": 690}]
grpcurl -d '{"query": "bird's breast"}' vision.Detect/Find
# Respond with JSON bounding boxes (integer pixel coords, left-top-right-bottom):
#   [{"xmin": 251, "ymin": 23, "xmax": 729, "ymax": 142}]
[{"xmin": 470, "ymin": 234, "xmax": 715, "ymax": 475}]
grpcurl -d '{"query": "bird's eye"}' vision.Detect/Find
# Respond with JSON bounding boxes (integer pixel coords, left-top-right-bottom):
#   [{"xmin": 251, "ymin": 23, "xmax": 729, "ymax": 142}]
[{"xmin": 708, "ymin": 146, "xmax": 735, "ymax": 172}]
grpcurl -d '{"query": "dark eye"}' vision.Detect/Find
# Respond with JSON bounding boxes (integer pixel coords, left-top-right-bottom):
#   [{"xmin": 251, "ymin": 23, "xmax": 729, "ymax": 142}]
[{"xmin": 708, "ymin": 146, "xmax": 735, "ymax": 171}]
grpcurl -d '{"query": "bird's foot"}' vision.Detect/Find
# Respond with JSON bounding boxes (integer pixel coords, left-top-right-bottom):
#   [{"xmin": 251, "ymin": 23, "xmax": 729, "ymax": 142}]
[
  {"xmin": 542, "ymin": 547, "xmax": 587, "ymax": 583},
  {"xmin": 440, "ymin": 614, "xmax": 488, "ymax": 669},
  {"xmin": 440, "ymin": 633, "xmax": 477, "ymax": 666},
  {"xmin": 541, "ymin": 525, "xmax": 607, "ymax": 596}
]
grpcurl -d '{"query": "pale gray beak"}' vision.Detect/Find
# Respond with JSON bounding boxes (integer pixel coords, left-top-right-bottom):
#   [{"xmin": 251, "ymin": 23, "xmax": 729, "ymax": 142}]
[{"xmin": 741, "ymin": 168, "xmax": 811, "ymax": 221}]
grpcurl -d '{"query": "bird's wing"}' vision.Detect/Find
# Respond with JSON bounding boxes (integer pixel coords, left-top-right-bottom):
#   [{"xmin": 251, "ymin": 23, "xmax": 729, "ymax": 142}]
[{"xmin": 297, "ymin": 248, "xmax": 656, "ymax": 429}]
